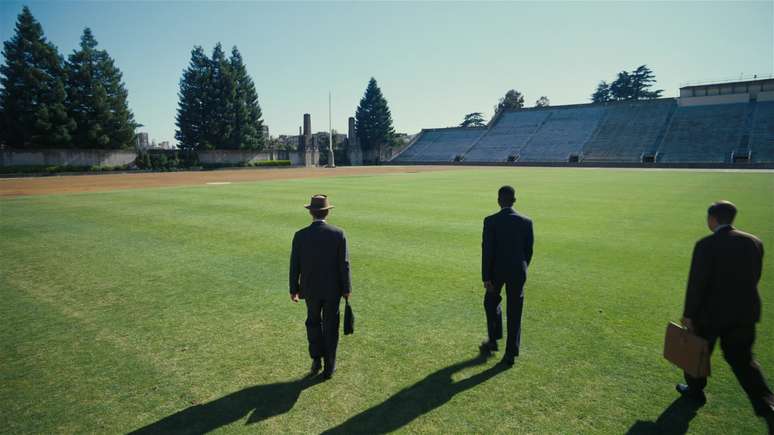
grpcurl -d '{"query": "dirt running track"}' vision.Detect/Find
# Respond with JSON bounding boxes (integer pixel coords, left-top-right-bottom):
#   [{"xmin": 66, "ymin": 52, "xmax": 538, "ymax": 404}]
[{"xmin": 0, "ymin": 166, "xmax": 461, "ymax": 197}]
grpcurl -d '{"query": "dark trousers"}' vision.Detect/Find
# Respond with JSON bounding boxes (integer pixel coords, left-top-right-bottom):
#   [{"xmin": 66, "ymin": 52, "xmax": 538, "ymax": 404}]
[
  {"xmin": 685, "ymin": 325, "xmax": 774, "ymax": 416},
  {"xmin": 484, "ymin": 280, "xmax": 525, "ymax": 357},
  {"xmin": 305, "ymin": 297, "xmax": 341, "ymax": 366}
]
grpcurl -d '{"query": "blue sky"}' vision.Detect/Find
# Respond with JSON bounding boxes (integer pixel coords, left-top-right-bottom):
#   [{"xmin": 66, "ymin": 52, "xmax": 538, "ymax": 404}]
[{"xmin": 1, "ymin": 1, "xmax": 772, "ymax": 144}]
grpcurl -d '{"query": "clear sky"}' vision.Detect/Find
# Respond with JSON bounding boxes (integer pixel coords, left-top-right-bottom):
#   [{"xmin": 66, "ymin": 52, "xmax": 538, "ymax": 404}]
[{"xmin": 1, "ymin": 1, "xmax": 772, "ymax": 144}]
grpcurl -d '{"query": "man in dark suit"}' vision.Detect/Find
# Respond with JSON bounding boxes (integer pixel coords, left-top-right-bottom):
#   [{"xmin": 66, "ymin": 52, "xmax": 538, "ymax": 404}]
[
  {"xmin": 677, "ymin": 201, "xmax": 773, "ymax": 431},
  {"xmin": 480, "ymin": 185, "xmax": 534, "ymax": 366},
  {"xmin": 289, "ymin": 194, "xmax": 351, "ymax": 380}
]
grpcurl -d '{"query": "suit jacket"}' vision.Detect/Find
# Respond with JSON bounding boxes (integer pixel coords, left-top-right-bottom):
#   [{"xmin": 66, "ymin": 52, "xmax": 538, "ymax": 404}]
[
  {"xmin": 683, "ymin": 226, "xmax": 764, "ymax": 330},
  {"xmin": 289, "ymin": 221, "xmax": 352, "ymax": 300},
  {"xmin": 482, "ymin": 207, "xmax": 534, "ymax": 284}
]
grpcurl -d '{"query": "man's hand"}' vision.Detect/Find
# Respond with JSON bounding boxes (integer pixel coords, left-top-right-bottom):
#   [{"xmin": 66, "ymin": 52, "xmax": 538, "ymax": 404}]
[
  {"xmin": 483, "ymin": 281, "xmax": 494, "ymax": 292},
  {"xmin": 343, "ymin": 293, "xmax": 351, "ymax": 300},
  {"xmin": 681, "ymin": 317, "xmax": 694, "ymax": 332},
  {"xmin": 291, "ymin": 293, "xmax": 300, "ymax": 303}
]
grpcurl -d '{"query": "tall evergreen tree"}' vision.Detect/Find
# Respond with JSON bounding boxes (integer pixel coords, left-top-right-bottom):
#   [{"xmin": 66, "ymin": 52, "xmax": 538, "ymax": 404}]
[
  {"xmin": 203, "ymin": 43, "xmax": 235, "ymax": 149},
  {"xmin": 175, "ymin": 46, "xmax": 211, "ymax": 150},
  {"xmin": 355, "ymin": 77, "xmax": 394, "ymax": 164},
  {"xmin": 227, "ymin": 47, "xmax": 264, "ymax": 150},
  {"xmin": 65, "ymin": 28, "xmax": 137, "ymax": 149},
  {"xmin": 0, "ymin": 6, "xmax": 74, "ymax": 148}
]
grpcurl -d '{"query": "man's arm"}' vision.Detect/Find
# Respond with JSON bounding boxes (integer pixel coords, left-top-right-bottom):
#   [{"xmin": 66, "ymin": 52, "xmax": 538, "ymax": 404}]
[
  {"xmin": 683, "ymin": 240, "xmax": 711, "ymax": 322},
  {"xmin": 339, "ymin": 232, "xmax": 352, "ymax": 298},
  {"xmin": 524, "ymin": 220, "xmax": 534, "ymax": 266},
  {"xmin": 289, "ymin": 232, "xmax": 301, "ymax": 299},
  {"xmin": 482, "ymin": 217, "xmax": 495, "ymax": 283}
]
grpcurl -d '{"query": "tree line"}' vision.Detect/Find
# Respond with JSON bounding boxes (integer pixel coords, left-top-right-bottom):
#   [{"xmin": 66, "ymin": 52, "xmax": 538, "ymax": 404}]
[
  {"xmin": 458, "ymin": 65, "xmax": 661, "ymax": 128},
  {"xmin": 175, "ymin": 44, "xmax": 265, "ymax": 150},
  {"xmin": 0, "ymin": 7, "xmax": 137, "ymax": 149}
]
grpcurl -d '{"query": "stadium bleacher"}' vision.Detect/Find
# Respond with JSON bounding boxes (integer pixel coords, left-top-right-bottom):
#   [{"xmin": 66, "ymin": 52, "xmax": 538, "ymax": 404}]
[
  {"xmin": 657, "ymin": 103, "xmax": 748, "ymax": 163},
  {"xmin": 750, "ymin": 101, "xmax": 774, "ymax": 163},
  {"xmin": 582, "ymin": 99, "xmax": 676, "ymax": 162},
  {"xmin": 391, "ymin": 78, "xmax": 772, "ymax": 166},
  {"xmin": 392, "ymin": 127, "xmax": 485, "ymax": 163},
  {"xmin": 463, "ymin": 110, "xmax": 550, "ymax": 162},
  {"xmin": 517, "ymin": 106, "xmax": 604, "ymax": 162}
]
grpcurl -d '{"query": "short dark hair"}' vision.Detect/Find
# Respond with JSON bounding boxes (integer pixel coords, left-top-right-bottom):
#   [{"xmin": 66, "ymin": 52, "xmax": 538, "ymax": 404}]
[
  {"xmin": 498, "ymin": 185, "xmax": 516, "ymax": 205},
  {"xmin": 310, "ymin": 209, "xmax": 329, "ymax": 220},
  {"xmin": 707, "ymin": 200, "xmax": 737, "ymax": 225}
]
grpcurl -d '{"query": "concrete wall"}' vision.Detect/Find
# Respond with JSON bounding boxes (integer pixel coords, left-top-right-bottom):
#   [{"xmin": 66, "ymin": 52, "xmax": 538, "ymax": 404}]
[
  {"xmin": 757, "ymin": 91, "xmax": 774, "ymax": 102},
  {"xmin": 198, "ymin": 150, "xmax": 274, "ymax": 165},
  {"xmin": 678, "ymin": 94, "xmax": 750, "ymax": 107},
  {"xmin": 0, "ymin": 149, "xmax": 137, "ymax": 167},
  {"xmin": 0, "ymin": 149, "xmax": 296, "ymax": 167}
]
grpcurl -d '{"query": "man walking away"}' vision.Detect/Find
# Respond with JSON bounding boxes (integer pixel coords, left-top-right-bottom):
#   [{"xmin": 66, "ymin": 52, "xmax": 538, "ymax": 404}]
[
  {"xmin": 676, "ymin": 200, "xmax": 773, "ymax": 432},
  {"xmin": 480, "ymin": 186, "xmax": 534, "ymax": 366},
  {"xmin": 289, "ymin": 194, "xmax": 352, "ymax": 380}
]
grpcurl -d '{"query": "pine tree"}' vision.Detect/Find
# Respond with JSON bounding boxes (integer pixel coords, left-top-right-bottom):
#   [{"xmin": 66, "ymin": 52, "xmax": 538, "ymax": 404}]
[
  {"xmin": 629, "ymin": 65, "xmax": 663, "ymax": 100},
  {"xmin": 355, "ymin": 77, "xmax": 395, "ymax": 164},
  {"xmin": 591, "ymin": 81, "xmax": 611, "ymax": 103},
  {"xmin": 534, "ymin": 96, "xmax": 550, "ymax": 107},
  {"xmin": 66, "ymin": 28, "xmax": 137, "ymax": 149},
  {"xmin": 227, "ymin": 47, "xmax": 264, "ymax": 150},
  {"xmin": 175, "ymin": 46, "xmax": 211, "ymax": 150},
  {"xmin": 460, "ymin": 112, "xmax": 486, "ymax": 128},
  {"xmin": 494, "ymin": 89, "xmax": 525, "ymax": 113},
  {"xmin": 204, "ymin": 43, "xmax": 235, "ymax": 149},
  {"xmin": 0, "ymin": 6, "xmax": 74, "ymax": 148}
]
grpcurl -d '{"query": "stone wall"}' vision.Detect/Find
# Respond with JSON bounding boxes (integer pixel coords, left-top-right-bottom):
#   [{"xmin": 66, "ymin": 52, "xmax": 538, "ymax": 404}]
[{"xmin": 0, "ymin": 149, "xmax": 137, "ymax": 167}]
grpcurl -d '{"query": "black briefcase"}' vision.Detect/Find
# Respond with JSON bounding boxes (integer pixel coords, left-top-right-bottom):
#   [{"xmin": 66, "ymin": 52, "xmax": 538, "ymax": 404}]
[{"xmin": 344, "ymin": 300, "xmax": 355, "ymax": 335}]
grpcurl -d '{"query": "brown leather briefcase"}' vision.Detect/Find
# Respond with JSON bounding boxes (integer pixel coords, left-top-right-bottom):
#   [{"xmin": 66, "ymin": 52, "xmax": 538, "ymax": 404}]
[{"xmin": 663, "ymin": 321, "xmax": 711, "ymax": 378}]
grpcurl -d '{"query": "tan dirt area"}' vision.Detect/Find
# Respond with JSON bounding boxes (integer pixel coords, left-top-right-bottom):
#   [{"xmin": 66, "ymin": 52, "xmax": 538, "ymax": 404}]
[{"xmin": 0, "ymin": 166, "xmax": 461, "ymax": 197}]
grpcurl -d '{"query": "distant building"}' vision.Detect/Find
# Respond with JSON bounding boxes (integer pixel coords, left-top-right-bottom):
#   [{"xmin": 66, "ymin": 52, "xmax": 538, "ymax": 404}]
[
  {"xmin": 312, "ymin": 132, "xmax": 347, "ymax": 149},
  {"xmin": 136, "ymin": 132, "xmax": 149, "ymax": 149},
  {"xmin": 277, "ymin": 135, "xmax": 300, "ymax": 150}
]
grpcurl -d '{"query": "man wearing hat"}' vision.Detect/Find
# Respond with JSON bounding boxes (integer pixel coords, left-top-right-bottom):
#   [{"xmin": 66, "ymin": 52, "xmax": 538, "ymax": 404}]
[
  {"xmin": 289, "ymin": 194, "xmax": 351, "ymax": 379},
  {"xmin": 480, "ymin": 185, "xmax": 534, "ymax": 366}
]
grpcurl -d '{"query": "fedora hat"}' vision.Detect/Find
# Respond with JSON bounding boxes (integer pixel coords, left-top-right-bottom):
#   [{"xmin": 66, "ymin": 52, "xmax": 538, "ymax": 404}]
[{"xmin": 305, "ymin": 194, "xmax": 335, "ymax": 210}]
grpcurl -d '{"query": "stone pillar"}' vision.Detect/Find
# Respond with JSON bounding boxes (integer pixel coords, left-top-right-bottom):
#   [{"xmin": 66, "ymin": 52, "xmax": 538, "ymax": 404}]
[
  {"xmin": 303, "ymin": 114, "xmax": 315, "ymax": 167},
  {"xmin": 347, "ymin": 116, "xmax": 363, "ymax": 166}
]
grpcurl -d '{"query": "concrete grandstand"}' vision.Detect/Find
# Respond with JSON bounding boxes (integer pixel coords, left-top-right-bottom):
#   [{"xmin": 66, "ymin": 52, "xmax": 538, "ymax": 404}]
[{"xmin": 391, "ymin": 77, "xmax": 774, "ymax": 166}]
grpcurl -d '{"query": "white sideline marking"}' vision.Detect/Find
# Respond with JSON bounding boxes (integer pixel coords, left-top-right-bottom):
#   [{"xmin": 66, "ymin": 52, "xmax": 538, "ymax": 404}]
[{"xmin": 206, "ymin": 182, "xmax": 232, "ymax": 185}]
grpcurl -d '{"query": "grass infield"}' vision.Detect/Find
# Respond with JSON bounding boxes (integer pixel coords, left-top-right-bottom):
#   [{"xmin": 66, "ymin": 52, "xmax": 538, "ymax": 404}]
[{"xmin": 1, "ymin": 167, "xmax": 772, "ymax": 434}]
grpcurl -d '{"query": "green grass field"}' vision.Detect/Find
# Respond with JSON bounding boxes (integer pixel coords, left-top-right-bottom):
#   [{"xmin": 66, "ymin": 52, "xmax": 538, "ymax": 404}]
[{"xmin": 1, "ymin": 167, "xmax": 772, "ymax": 434}]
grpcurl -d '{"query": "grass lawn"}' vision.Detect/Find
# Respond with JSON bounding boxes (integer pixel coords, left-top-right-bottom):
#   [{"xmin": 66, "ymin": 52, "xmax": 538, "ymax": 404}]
[{"xmin": 1, "ymin": 167, "xmax": 772, "ymax": 434}]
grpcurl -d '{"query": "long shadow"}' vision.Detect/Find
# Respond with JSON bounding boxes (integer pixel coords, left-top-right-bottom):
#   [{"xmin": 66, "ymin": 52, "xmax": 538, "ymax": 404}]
[
  {"xmin": 129, "ymin": 375, "xmax": 323, "ymax": 434},
  {"xmin": 626, "ymin": 396, "xmax": 703, "ymax": 435},
  {"xmin": 322, "ymin": 354, "xmax": 507, "ymax": 434}
]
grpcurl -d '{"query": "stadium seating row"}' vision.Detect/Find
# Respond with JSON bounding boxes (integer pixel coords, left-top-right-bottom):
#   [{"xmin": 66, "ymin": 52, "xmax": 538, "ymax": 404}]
[{"xmin": 391, "ymin": 99, "xmax": 774, "ymax": 164}]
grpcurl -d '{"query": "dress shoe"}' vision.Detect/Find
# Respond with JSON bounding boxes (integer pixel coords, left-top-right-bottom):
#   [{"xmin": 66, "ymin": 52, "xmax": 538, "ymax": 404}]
[
  {"xmin": 309, "ymin": 358, "xmax": 322, "ymax": 376},
  {"xmin": 676, "ymin": 383, "xmax": 706, "ymax": 404},
  {"xmin": 323, "ymin": 361, "xmax": 336, "ymax": 380},
  {"xmin": 500, "ymin": 354, "xmax": 516, "ymax": 367},
  {"xmin": 479, "ymin": 341, "xmax": 499, "ymax": 355}
]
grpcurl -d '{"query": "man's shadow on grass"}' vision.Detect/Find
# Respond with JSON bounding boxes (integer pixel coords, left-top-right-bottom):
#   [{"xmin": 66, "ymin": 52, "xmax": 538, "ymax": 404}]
[
  {"xmin": 626, "ymin": 396, "xmax": 703, "ymax": 435},
  {"xmin": 129, "ymin": 375, "xmax": 324, "ymax": 434},
  {"xmin": 321, "ymin": 354, "xmax": 507, "ymax": 434}
]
